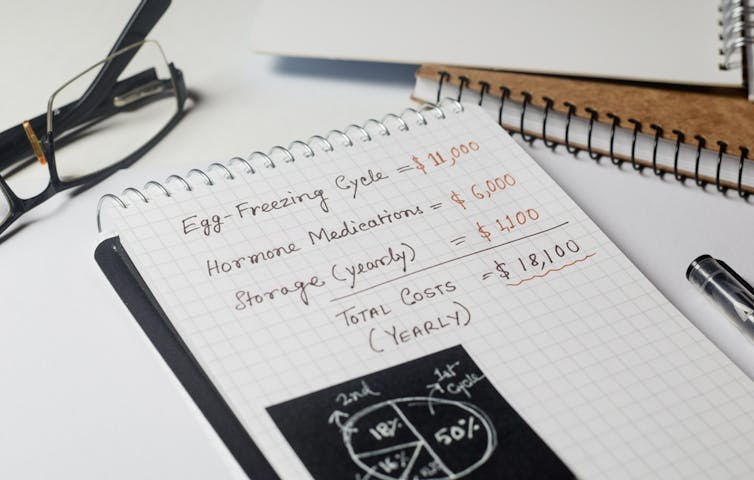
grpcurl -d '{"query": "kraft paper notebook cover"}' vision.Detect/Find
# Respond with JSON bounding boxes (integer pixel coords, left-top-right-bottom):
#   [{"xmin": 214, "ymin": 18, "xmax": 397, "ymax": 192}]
[
  {"xmin": 96, "ymin": 103, "xmax": 754, "ymax": 479},
  {"xmin": 413, "ymin": 65, "xmax": 754, "ymax": 196}
]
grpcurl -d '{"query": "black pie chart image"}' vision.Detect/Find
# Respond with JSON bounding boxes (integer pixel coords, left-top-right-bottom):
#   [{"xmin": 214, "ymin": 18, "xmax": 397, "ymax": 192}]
[
  {"xmin": 343, "ymin": 397, "xmax": 495, "ymax": 480},
  {"xmin": 267, "ymin": 345, "xmax": 574, "ymax": 479}
]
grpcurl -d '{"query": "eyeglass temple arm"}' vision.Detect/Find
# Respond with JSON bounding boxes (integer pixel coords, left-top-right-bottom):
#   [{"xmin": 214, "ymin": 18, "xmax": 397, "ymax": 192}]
[
  {"xmin": 0, "ymin": 68, "xmax": 165, "ymax": 171},
  {"xmin": 108, "ymin": 0, "xmax": 171, "ymax": 56},
  {"xmin": 54, "ymin": 0, "xmax": 171, "ymax": 134}
]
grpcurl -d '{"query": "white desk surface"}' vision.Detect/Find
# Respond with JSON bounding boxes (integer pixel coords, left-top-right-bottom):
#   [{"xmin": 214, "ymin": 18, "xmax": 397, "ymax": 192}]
[{"xmin": 0, "ymin": 1, "xmax": 751, "ymax": 479}]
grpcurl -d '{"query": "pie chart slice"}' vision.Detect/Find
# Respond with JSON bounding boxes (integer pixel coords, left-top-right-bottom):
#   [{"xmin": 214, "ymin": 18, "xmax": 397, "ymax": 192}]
[
  {"xmin": 354, "ymin": 442, "xmax": 423, "ymax": 480},
  {"xmin": 402, "ymin": 444, "xmax": 448, "ymax": 480},
  {"xmin": 345, "ymin": 400, "xmax": 423, "ymax": 454},
  {"xmin": 345, "ymin": 397, "xmax": 496, "ymax": 480},
  {"xmin": 398, "ymin": 399, "xmax": 493, "ymax": 475}
]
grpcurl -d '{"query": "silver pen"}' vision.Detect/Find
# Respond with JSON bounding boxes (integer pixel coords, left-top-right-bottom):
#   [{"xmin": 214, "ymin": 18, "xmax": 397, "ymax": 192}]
[{"xmin": 687, "ymin": 255, "xmax": 754, "ymax": 341}]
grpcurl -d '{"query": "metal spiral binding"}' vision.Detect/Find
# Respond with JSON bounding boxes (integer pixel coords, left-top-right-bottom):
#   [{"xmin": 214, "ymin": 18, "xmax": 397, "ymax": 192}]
[
  {"xmin": 478, "ymin": 82, "xmax": 490, "ymax": 107},
  {"xmin": 650, "ymin": 124, "xmax": 664, "ymax": 176},
  {"xmin": 584, "ymin": 107, "xmax": 600, "ymax": 160},
  {"xmin": 96, "ymin": 100, "xmax": 464, "ymax": 232},
  {"xmin": 541, "ymin": 97, "xmax": 558, "ymax": 150},
  {"xmin": 435, "ymin": 70, "xmax": 752, "ymax": 199},
  {"xmin": 671, "ymin": 130, "xmax": 686, "ymax": 181},
  {"xmin": 716, "ymin": 141, "xmax": 729, "ymax": 192},
  {"xmin": 738, "ymin": 147, "xmax": 750, "ymax": 196},
  {"xmin": 606, "ymin": 112, "xmax": 621, "ymax": 165},
  {"xmin": 457, "ymin": 76, "xmax": 470, "ymax": 102},
  {"xmin": 498, "ymin": 86, "xmax": 513, "ymax": 134},
  {"xmin": 627, "ymin": 118, "xmax": 643, "ymax": 171},
  {"xmin": 718, "ymin": 0, "xmax": 750, "ymax": 70},
  {"xmin": 519, "ymin": 92, "xmax": 536, "ymax": 144},
  {"xmin": 563, "ymin": 102, "xmax": 579, "ymax": 155}
]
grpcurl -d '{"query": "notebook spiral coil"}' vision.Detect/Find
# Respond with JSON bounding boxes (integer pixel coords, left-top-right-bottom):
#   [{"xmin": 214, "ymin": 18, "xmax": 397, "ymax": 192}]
[
  {"xmin": 436, "ymin": 70, "xmax": 752, "ymax": 199},
  {"xmin": 718, "ymin": 0, "xmax": 751, "ymax": 70},
  {"xmin": 96, "ymin": 101, "xmax": 463, "ymax": 232}
]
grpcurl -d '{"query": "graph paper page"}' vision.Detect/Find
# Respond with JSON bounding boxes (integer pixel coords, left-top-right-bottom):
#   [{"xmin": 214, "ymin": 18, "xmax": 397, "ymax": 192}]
[{"xmin": 100, "ymin": 105, "xmax": 754, "ymax": 479}]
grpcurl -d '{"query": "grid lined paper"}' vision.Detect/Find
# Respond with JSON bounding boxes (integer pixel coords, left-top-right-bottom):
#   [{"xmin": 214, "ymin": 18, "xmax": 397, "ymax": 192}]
[{"xmin": 101, "ymin": 105, "xmax": 754, "ymax": 479}]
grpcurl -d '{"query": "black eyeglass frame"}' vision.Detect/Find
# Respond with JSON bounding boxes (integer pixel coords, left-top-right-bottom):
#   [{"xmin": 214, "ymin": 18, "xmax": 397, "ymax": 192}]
[{"xmin": 0, "ymin": 0, "xmax": 185, "ymax": 236}]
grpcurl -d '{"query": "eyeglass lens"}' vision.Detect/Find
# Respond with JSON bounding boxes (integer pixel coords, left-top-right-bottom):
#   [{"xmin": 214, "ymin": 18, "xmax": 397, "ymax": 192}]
[{"xmin": 49, "ymin": 41, "xmax": 179, "ymax": 182}]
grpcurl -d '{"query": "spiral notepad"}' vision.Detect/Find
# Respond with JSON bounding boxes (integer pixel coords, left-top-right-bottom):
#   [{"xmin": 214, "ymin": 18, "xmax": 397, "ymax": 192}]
[
  {"xmin": 413, "ymin": 66, "xmax": 754, "ymax": 199},
  {"xmin": 96, "ymin": 103, "xmax": 754, "ymax": 479}
]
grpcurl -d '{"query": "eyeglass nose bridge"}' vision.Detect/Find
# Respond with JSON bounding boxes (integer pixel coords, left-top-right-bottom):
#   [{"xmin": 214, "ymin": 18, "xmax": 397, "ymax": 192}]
[
  {"xmin": 0, "ymin": 119, "xmax": 65, "ymax": 218},
  {"xmin": 0, "ymin": 172, "xmax": 59, "ymax": 223},
  {"xmin": 0, "ymin": 120, "xmax": 60, "ymax": 205}
]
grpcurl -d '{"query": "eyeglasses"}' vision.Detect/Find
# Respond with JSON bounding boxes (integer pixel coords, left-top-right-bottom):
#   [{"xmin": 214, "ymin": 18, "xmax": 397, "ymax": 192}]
[{"xmin": 0, "ymin": 0, "xmax": 186, "ymax": 237}]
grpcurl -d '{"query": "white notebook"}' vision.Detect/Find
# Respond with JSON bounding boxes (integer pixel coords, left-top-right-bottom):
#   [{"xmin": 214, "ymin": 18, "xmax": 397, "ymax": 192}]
[
  {"xmin": 97, "ymin": 104, "xmax": 754, "ymax": 479},
  {"xmin": 250, "ymin": 0, "xmax": 748, "ymax": 89}
]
